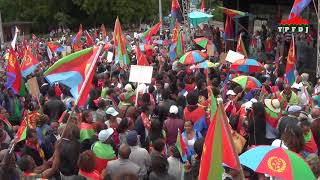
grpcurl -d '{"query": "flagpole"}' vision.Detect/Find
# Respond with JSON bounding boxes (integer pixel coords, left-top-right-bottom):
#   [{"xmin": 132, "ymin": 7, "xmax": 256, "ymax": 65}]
[
  {"xmin": 316, "ymin": 0, "xmax": 320, "ymax": 78},
  {"xmin": 159, "ymin": 0, "xmax": 163, "ymax": 34}
]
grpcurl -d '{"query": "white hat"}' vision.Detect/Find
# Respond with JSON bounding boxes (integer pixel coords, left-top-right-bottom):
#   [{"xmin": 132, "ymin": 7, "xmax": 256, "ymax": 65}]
[
  {"xmin": 98, "ymin": 128, "xmax": 114, "ymax": 141},
  {"xmin": 287, "ymin": 105, "xmax": 302, "ymax": 114},
  {"xmin": 124, "ymin": 84, "xmax": 133, "ymax": 92},
  {"xmin": 291, "ymin": 82, "xmax": 302, "ymax": 90},
  {"xmin": 271, "ymin": 139, "xmax": 288, "ymax": 149},
  {"xmin": 169, "ymin": 105, "xmax": 179, "ymax": 114},
  {"xmin": 226, "ymin": 90, "xmax": 236, "ymax": 96},
  {"xmin": 264, "ymin": 99, "xmax": 281, "ymax": 113},
  {"xmin": 106, "ymin": 107, "xmax": 119, "ymax": 116},
  {"xmin": 137, "ymin": 83, "xmax": 147, "ymax": 93}
]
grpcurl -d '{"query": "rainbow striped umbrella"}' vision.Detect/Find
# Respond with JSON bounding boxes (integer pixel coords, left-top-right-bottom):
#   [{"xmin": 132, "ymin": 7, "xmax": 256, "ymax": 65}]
[
  {"xmin": 230, "ymin": 58, "xmax": 264, "ymax": 73},
  {"xmin": 178, "ymin": 50, "xmax": 208, "ymax": 65},
  {"xmin": 193, "ymin": 37, "xmax": 212, "ymax": 49},
  {"xmin": 232, "ymin": 75, "xmax": 262, "ymax": 91},
  {"xmin": 240, "ymin": 146, "xmax": 316, "ymax": 180}
]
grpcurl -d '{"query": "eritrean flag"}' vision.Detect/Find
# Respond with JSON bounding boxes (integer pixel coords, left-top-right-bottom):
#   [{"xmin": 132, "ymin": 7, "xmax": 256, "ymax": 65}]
[
  {"xmin": 208, "ymin": 87, "xmax": 217, "ymax": 122},
  {"xmin": 285, "ymin": 35, "xmax": 296, "ymax": 86},
  {"xmin": 304, "ymin": 130, "xmax": 318, "ymax": 154},
  {"xmin": 176, "ymin": 128, "xmax": 187, "ymax": 162},
  {"xmin": 265, "ymin": 107, "xmax": 280, "ymax": 129},
  {"xmin": 184, "ymin": 107, "xmax": 207, "ymax": 133},
  {"xmin": 170, "ymin": 0, "xmax": 182, "ymax": 29},
  {"xmin": 80, "ymin": 122, "xmax": 95, "ymax": 142},
  {"xmin": 16, "ymin": 120, "xmax": 28, "ymax": 142},
  {"xmin": 113, "ymin": 18, "xmax": 130, "ymax": 65},
  {"xmin": 199, "ymin": 103, "xmax": 240, "ymax": 179},
  {"xmin": 6, "ymin": 48, "xmax": 26, "ymax": 96},
  {"xmin": 169, "ymin": 25, "xmax": 184, "ymax": 61},
  {"xmin": 21, "ymin": 47, "xmax": 39, "ymax": 77},
  {"xmin": 236, "ymin": 35, "xmax": 247, "ymax": 57},
  {"xmin": 72, "ymin": 24, "xmax": 83, "ymax": 52},
  {"xmin": 0, "ymin": 114, "xmax": 12, "ymax": 131},
  {"xmin": 141, "ymin": 22, "xmax": 162, "ymax": 44},
  {"xmin": 47, "ymin": 41, "xmax": 64, "ymax": 53},
  {"xmin": 44, "ymin": 47, "xmax": 99, "ymax": 107},
  {"xmin": 289, "ymin": 0, "xmax": 311, "ymax": 19},
  {"xmin": 92, "ymin": 141, "xmax": 116, "ymax": 173}
]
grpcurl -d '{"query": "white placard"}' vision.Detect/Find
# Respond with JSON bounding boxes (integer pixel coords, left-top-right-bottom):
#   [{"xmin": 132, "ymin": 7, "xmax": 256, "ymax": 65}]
[
  {"xmin": 225, "ymin": 50, "xmax": 245, "ymax": 63},
  {"xmin": 129, "ymin": 65, "xmax": 153, "ymax": 84},
  {"xmin": 107, "ymin": 51, "xmax": 113, "ymax": 63}
]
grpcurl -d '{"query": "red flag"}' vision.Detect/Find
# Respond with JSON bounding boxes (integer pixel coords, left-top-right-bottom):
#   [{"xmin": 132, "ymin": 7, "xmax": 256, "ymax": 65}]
[
  {"xmin": 265, "ymin": 38, "xmax": 273, "ymax": 53},
  {"xmin": 136, "ymin": 43, "xmax": 149, "ymax": 66},
  {"xmin": 224, "ymin": 15, "xmax": 233, "ymax": 40},
  {"xmin": 85, "ymin": 30, "xmax": 94, "ymax": 46},
  {"xmin": 101, "ymin": 24, "xmax": 107, "ymax": 40},
  {"xmin": 201, "ymin": 0, "xmax": 205, "ymax": 12},
  {"xmin": 236, "ymin": 35, "xmax": 247, "ymax": 57}
]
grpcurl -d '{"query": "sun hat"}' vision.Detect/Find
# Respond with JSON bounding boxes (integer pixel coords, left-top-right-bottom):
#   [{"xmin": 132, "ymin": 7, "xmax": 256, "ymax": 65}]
[{"xmin": 264, "ymin": 99, "xmax": 281, "ymax": 113}]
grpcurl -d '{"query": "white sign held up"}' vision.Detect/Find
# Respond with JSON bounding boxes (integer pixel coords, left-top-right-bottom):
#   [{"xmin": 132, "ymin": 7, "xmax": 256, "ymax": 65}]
[{"xmin": 129, "ymin": 65, "xmax": 153, "ymax": 84}]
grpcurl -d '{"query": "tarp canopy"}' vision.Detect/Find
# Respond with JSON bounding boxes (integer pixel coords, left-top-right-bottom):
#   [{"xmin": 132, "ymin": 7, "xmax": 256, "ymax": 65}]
[{"xmin": 188, "ymin": 11, "xmax": 213, "ymax": 26}]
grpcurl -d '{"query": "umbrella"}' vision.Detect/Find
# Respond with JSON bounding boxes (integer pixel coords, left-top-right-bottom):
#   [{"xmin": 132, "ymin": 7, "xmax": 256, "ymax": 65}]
[
  {"xmin": 192, "ymin": 61, "xmax": 219, "ymax": 69},
  {"xmin": 230, "ymin": 58, "xmax": 264, "ymax": 73},
  {"xmin": 188, "ymin": 11, "xmax": 213, "ymax": 26},
  {"xmin": 232, "ymin": 75, "xmax": 262, "ymax": 91},
  {"xmin": 178, "ymin": 50, "xmax": 208, "ymax": 65},
  {"xmin": 194, "ymin": 37, "xmax": 212, "ymax": 49},
  {"xmin": 240, "ymin": 146, "xmax": 316, "ymax": 180}
]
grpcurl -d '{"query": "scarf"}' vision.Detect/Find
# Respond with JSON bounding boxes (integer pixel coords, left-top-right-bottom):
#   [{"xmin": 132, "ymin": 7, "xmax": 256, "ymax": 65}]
[
  {"xmin": 25, "ymin": 140, "xmax": 45, "ymax": 159},
  {"xmin": 141, "ymin": 112, "xmax": 151, "ymax": 130}
]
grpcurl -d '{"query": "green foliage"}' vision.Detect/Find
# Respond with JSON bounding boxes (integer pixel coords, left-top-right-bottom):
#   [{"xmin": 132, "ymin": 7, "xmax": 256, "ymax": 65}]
[{"xmin": 0, "ymin": 0, "xmax": 172, "ymax": 32}]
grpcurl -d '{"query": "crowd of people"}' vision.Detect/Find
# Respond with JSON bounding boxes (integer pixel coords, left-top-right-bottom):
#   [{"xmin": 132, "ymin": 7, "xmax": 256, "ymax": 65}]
[{"xmin": 0, "ymin": 17, "xmax": 318, "ymax": 180}]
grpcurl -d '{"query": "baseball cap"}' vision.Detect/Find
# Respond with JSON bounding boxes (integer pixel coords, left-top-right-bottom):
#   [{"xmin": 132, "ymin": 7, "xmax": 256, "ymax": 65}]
[
  {"xmin": 106, "ymin": 107, "xmax": 119, "ymax": 117},
  {"xmin": 126, "ymin": 130, "xmax": 138, "ymax": 146},
  {"xmin": 98, "ymin": 128, "xmax": 114, "ymax": 142},
  {"xmin": 169, "ymin": 105, "xmax": 179, "ymax": 114}
]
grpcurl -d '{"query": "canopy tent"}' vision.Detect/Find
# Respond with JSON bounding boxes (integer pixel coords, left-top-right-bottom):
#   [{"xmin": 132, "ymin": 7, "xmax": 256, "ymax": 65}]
[{"xmin": 188, "ymin": 11, "xmax": 213, "ymax": 27}]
